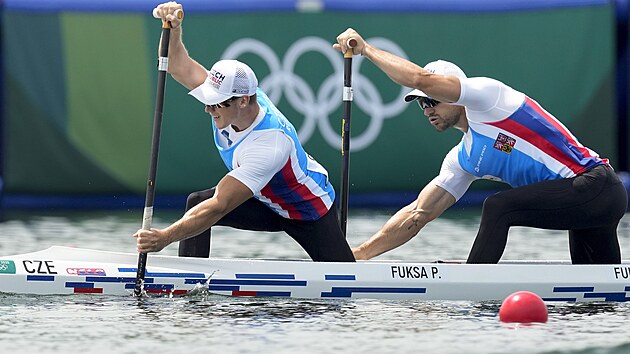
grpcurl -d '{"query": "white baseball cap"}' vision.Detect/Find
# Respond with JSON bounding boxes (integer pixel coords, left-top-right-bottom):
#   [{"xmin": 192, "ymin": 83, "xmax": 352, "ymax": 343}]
[
  {"xmin": 403, "ymin": 60, "xmax": 467, "ymax": 102},
  {"xmin": 189, "ymin": 59, "xmax": 258, "ymax": 105}
]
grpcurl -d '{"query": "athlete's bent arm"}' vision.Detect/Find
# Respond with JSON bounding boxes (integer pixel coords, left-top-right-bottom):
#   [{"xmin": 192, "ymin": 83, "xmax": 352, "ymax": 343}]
[
  {"xmin": 333, "ymin": 28, "xmax": 461, "ymax": 103},
  {"xmin": 153, "ymin": 2, "xmax": 208, "ymax": 90},
  {"xmin": 353, "ymin": 183, "xmax": 456, "ymax": 260},
  {"xmin": 134, "ymin": 175, "xmax": 253, "ymax": 253}
]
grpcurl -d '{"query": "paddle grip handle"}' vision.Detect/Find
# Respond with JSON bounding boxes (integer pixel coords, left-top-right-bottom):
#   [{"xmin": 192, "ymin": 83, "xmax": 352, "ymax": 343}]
[
  {"xmin": 152, "ymin": 8, "xmax": 184, "ymax": 28},
  {"xmin": 344, "ymin": 38, "xmax": 358, "ymax": 58}
]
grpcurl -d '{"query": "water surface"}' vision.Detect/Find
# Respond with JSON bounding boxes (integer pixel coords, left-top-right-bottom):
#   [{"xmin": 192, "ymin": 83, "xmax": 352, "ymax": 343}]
[{"xmin": 1, "ymin": 208, "xmax": 629, "ymax": 354}]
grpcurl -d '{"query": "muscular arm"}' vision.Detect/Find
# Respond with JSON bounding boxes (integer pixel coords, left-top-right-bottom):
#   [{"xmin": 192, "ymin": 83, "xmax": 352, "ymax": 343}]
[
  {"xmin": 154, "ymin": 2, "xmax": 208, "ymax": 90},
  {"xmin": 334, "ymin": 28, "xmax": 461, "ymax": 103},
  {"xmin": 134, "ymin": 175, "xmax": 253, "ymax": 253},
  {"xmin": 353, "ymin": 183, "xmax": 456, "ymax": 260}
]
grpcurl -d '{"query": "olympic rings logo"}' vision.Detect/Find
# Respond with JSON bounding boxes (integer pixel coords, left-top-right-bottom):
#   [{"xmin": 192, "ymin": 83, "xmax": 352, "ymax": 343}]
[{"xmin": 221, "ymin": 37, "xmax": 410, "ymax": 151}]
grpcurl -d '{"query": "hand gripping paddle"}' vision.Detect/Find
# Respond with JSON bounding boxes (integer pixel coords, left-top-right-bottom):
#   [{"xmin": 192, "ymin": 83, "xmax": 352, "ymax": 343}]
[{"xmin": 133, "ymin": 8, "xmax": 184, "ymax": 297}]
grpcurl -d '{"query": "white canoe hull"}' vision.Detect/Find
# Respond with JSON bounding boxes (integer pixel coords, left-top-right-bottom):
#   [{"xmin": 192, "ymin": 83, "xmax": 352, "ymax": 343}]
[{"xmin": 1, "ymin": 246, "xmax": 629, "ymax": 302}]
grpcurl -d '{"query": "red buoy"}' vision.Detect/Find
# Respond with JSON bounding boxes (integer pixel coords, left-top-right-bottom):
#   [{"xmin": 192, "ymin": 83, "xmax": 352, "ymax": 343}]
[{"xmin": 499, "ymin": 291, "xmax": 548, "ymax": 323}]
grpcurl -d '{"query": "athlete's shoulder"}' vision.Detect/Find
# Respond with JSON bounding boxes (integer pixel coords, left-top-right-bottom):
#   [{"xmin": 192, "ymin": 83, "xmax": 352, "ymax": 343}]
[{"xmin": 458, "ymin": 77, "xmax": 525, "ymax": 120}]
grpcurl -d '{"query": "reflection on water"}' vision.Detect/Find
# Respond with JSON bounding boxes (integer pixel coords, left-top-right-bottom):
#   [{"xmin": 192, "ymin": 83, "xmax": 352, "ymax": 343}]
[
  {"xmin": 1, "ymin": 209, "xmax": 630, "ymax": 354},
  {"xmin": 551, "ymin": 302, "xmax": 621, "ymax": 316},
  {"xmin": 5, "ymin": 208, "xmax": 629, "ymax": 262},
  {"xmin": 1, "ymin": 291, "xmax": 630, "ymax": 354}
]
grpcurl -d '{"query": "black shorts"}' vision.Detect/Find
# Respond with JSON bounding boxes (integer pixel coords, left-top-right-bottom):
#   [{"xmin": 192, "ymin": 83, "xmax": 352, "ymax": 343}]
[
  {"xmin": 178, "ymin": 187, "xmax": 355, "ymax": 262},
  {"xmin": 467, "ymin": 164, "xmax": 627, "ymax": 264}
]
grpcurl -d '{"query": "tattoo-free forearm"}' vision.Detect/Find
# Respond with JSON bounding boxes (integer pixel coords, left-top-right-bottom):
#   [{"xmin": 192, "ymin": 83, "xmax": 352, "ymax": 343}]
[
  {"xmin": 362, "ymin": 44, "xmax": 461, "ymax": 103},
  {"xmin": 163, "ymin": 199, "xmax": 226, "ymax": 244}
]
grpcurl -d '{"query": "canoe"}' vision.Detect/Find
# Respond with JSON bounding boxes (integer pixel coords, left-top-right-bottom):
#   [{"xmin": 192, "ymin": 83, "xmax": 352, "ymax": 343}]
[{"xmin": 1, "ymin": 246, "xmax": 629, "ymax": 302}]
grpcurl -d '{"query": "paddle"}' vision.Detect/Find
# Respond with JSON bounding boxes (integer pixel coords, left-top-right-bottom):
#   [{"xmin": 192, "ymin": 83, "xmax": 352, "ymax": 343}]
[
  {"xmin": 339, "ymin": 38, "xmax": 357, "ymax": 237},
  {"xmin": 133, "ymin": 9, "xmax": 183, "ymax": 297}
]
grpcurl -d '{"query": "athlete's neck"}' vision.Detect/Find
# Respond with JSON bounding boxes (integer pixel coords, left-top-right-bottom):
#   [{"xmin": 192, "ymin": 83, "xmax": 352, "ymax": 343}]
[{"xmin": 231, "ymin": 104, "xmax": 260, "ymax": 132}]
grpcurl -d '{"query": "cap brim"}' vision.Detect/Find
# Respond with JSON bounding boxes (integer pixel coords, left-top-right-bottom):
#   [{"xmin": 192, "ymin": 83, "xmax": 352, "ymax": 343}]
[
  {"xmin": 188, "ymin": 83, "xmax": 233, "ymax": 106},
  {"xmin": 404, "ymin": 89, "xmax": 428, "ymax": 102}
]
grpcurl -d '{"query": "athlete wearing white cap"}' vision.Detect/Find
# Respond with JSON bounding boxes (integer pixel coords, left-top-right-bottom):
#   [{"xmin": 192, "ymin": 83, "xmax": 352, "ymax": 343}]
[
  {"xmin": 334, "ymin": 28, "xmax": 626, "ymax": 264},
  {"xmin": 134, "ymin": 2, "xmax": 355, "ymax": 262}
]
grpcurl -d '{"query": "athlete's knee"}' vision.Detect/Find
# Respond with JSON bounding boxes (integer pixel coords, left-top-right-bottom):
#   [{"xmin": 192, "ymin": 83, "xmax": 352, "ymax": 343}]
[
  {"xmin": 479, "ymin": 194, "xmax": 510, "ymax": 223},
  {"xmin": 178, "ymin": 236, "xmax": 210, "ymax": 258},
  {"xmin": 186, "ymin": 188, "xmax": 216, "ymax": 211},
  {"xmin": 185, "ymin": 193, "xmax": 204, "ymax": 211},
  {"xmin": 481, "ymin": 193, "xmax": 510, "ymax": 211},
  {"xmin": 311, "ymin": 246, "xmax": 356, "ymax": 262}
]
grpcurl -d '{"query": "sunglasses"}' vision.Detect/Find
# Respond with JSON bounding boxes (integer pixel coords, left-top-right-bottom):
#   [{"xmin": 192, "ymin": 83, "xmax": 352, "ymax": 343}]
[
  {"xmin": 417, "ymin": 97, "xmax": 440, "ymax": 110},
  {"xmin": 207, "ymin": 97, "xmax": 238, "ymax": 110}
]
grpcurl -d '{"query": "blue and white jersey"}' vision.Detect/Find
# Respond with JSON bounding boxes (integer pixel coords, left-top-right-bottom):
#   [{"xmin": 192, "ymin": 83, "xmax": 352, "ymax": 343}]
[
  {"xmin": 431, "ymin": 77, "xmax": 607, "ymax": 200},
  {"xmin": 213, "ymin": 88, "xmax": 335, "ymax": 221}
]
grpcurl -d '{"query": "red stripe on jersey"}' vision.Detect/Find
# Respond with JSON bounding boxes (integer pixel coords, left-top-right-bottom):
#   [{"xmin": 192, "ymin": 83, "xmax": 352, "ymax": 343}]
[
  {"xmin": 261, "ymin": 158, "xmax": 327, "ymax": 219},
  {"xmin": 261, "ymin": 184, "xmax": 301, "ymax": 219},
  {"xmin": 279, "ymin": 159, "xmax": 328, "ymax": 218},
  {"xmin": 260, "ymin": 159, "xmax": 303, "ymax": 219},
  {"xmin": 487, "ymin": 118, "xmax": 585, "ymax": 174},
  {"xmin": 524, "ymin": 97, "xmax": 600, "ymax": 162}
]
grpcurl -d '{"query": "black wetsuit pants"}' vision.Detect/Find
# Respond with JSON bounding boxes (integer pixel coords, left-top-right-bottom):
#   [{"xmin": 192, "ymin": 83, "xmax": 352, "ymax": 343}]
[
  {"xmin": 467, "ymin": 164, "xmax": 627, "ymax": 264},
  {"xmin": 177, "ymin": 187, "xmax": 355, "ymax": 262}
]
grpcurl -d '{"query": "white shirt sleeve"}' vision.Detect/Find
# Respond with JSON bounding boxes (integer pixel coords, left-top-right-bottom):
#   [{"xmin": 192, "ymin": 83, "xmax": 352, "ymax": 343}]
[
  {"xmin": 430, "ymin": 145, "xmax": 478, "ymax": 201},
  {"xmin": 227, "ymin": 130, "xmax": 293, "ymax": 194},
  {"xmin": 456, "ymin": 77, "xmax": 525, "ymax": 122},
  {"xmin": 456, "ymin": 77, "xmax": 503, "ymax": 112}
]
